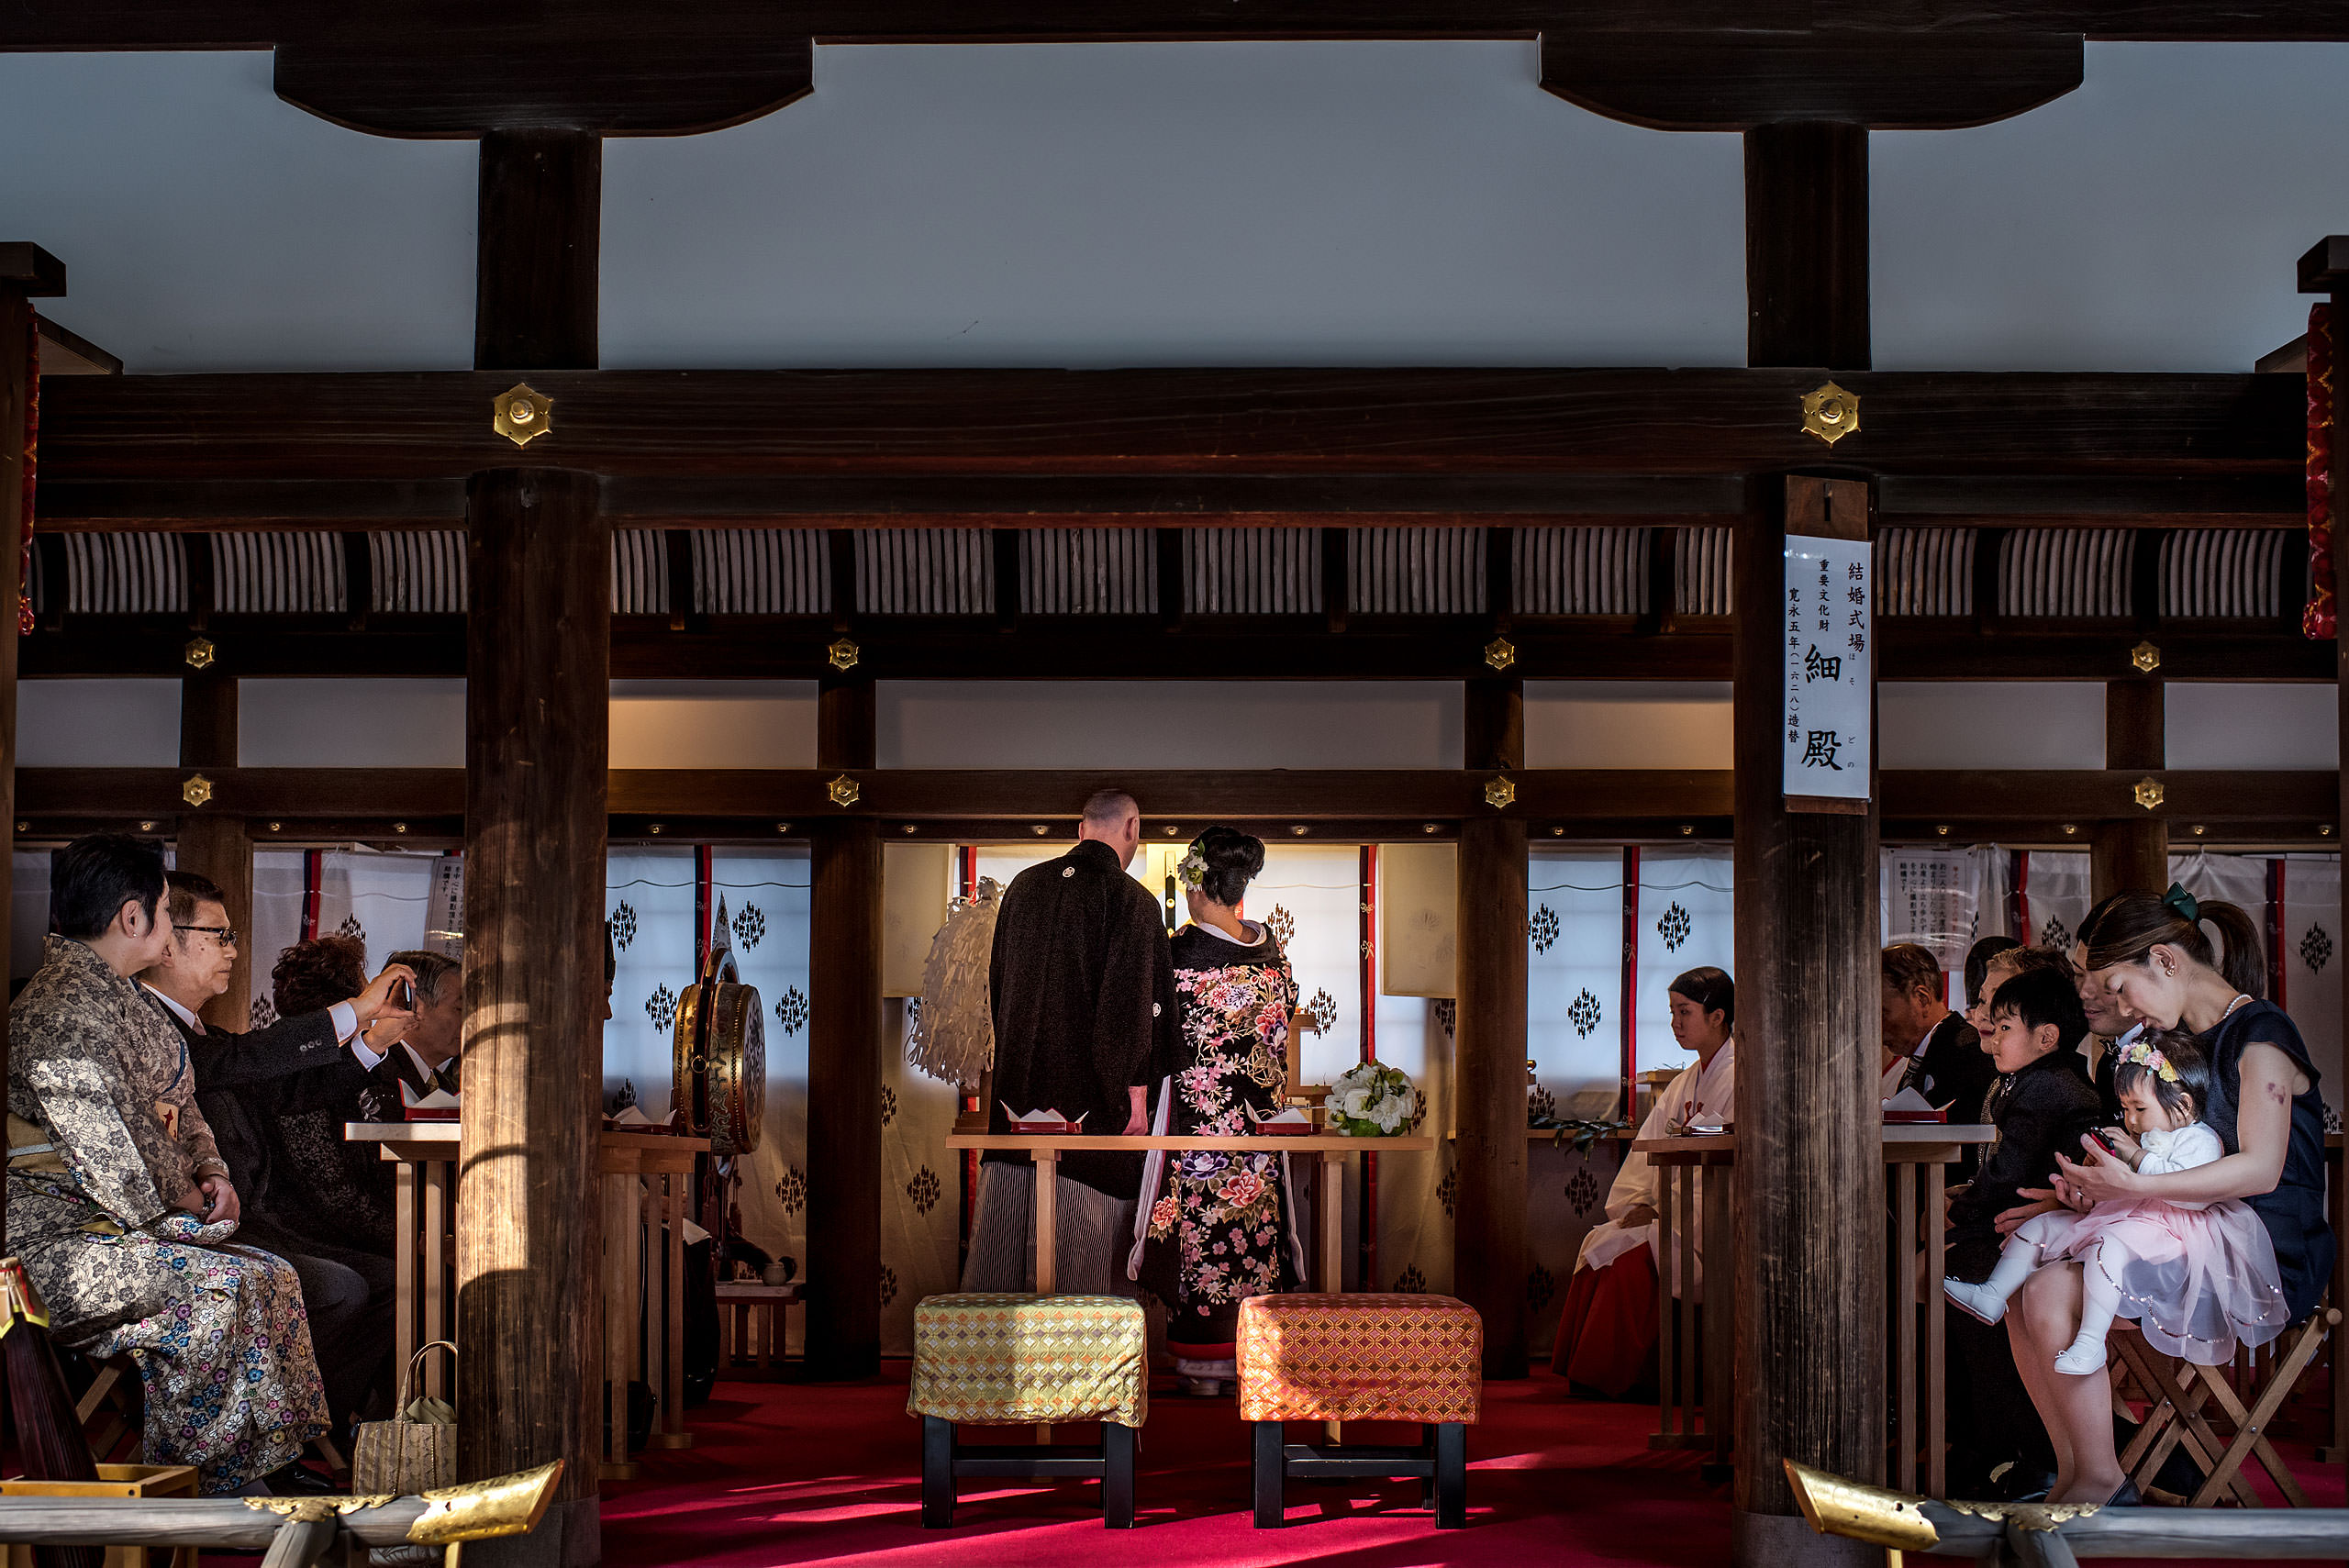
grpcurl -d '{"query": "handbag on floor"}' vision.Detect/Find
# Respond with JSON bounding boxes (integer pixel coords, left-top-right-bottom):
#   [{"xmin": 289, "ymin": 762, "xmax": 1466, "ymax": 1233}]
[{"xmin": 354, "ymin": 1340, "xmax": 457, "ymax": 1495}]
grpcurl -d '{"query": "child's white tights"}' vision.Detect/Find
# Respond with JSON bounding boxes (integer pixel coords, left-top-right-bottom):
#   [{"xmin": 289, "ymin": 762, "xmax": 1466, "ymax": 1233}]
[{"xmin": 1942, "ymin": 1218, "xmax": 2121, "ymax": 1373}]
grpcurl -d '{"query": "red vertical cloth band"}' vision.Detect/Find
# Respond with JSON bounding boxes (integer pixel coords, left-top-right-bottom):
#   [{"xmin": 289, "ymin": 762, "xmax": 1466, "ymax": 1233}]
[
  {"xmin": 17, "ymin": 325, "xmax": 34, "ymax": 635},
  {"xmin": 2306, "ymin": 304, "xmax": 2336, "ymax": 639}
]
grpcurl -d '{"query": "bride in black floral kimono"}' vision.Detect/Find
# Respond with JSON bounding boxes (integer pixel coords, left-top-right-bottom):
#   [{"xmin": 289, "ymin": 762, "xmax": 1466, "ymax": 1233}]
[{"xmin": 1128, "ymin": 827, "xmax": 1307, "ymax": 1396}]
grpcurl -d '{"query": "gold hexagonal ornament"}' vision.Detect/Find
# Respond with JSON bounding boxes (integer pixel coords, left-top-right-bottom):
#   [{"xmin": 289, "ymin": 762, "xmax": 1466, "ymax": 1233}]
[
  {"xmin": 184, "ymin": 637, "xmax": 216, "ymax": 671},
  {"xmin": 493, "ymin": 383, "xmax": 552, "ymax": 448},
  {"xmin": 1483, "ymin": 775, "xmax": 1517, "ymax": 810},
  {"xmin": 827, "ymin": 774, "xmax": 862, "ymax": 807},
  {"xmin": 827, "ymin": 638, "xmax": 861, "ymax": 672},
  {"xmin": 1484, "ymin": 636, "xmax": 1517, "ymax": 672},
  {"xmin": 182, "ymin": 773, "xmax": 214, "ymax": 808},
  {"xmin": 2131, "ymin": 640, "xmax": 2161, "ymax": 673},
  {"xmin": 1801, "ymin": 381, "xmax": 1861, "ymax": 447},
  {"xmin": 2133, "ymin": 777, "xmax": 2165, "ymax": 811}
]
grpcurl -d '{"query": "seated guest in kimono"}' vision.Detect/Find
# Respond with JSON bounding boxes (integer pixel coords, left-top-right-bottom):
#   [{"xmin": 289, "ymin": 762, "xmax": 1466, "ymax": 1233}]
[
  {"xmin": 1130, "ymin": 828, "xmax": 1305, "ymax": 1396},
  {"xmin": 257, "ymin": 938, "xmax": 407, "ymax": 1257},
  {"xmin": 1551, "ymin": 966, "xmax": 1734, "ymax": 1397},
  {"xmin": 1939, "ymin": 962, "xmax": 2104, "ymax": 1500},
  {"xmin": 7, "ymin": 836, "xmax": 327, "ymax": 1496},
  {"xmin": 139, "ymin": 879, "xmax": 414, "ymax": 1432}
]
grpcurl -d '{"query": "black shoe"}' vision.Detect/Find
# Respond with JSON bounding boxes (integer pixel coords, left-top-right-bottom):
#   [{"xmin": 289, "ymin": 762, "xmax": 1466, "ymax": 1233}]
[
  {"xmin": 1998, "ymin": 1469, "xmax": 2056, "ymax": 1504},
  {"xmin": 2104, "ymin": 1479, "xmax": 2141, "ymax": 1507},
  {"xmin": 265, "ymin": 1462, "xmax": 339, "ymax": 1496}
]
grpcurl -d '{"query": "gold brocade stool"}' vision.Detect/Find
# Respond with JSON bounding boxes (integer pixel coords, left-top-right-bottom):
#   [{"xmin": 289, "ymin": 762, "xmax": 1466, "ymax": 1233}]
[
  {"xmin": 907, "ymin": 1293, "xmax": 1147, "ymax": 1529},
  {"xmin": 1237, "ymin": 1293, "xmax": 1482, "ymax": 1529}
]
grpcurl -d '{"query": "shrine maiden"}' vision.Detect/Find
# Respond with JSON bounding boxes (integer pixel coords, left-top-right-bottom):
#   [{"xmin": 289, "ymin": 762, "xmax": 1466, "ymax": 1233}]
[{"xmin": 1550, "ymin": 967, "xmax": 1735, "ymax": 1396}]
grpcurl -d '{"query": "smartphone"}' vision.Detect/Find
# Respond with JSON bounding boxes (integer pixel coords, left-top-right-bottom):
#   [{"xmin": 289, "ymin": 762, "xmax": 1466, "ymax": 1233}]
[
  {"xmin": 392, "ymin": 976, "xmax": 416, "ymax": 1010},
  {"xmin": 2087, "ymin": 1128, "xmax": 2123, "ymax": 1159}
]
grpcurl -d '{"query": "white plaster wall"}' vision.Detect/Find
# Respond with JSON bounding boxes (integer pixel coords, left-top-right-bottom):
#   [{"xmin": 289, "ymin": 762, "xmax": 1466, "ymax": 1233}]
[
  {"xmin": 1876, "ymin": 42, "xmax": 2349, "ymax": 373},
  {"xmin": 1523, "ymin": 682, "xmax": 1731, "ymax": 770},
  {"xmin": 19, "ymin": 679, "xmax": 183, "ymax": 766},
  {"xmin": 610, "ymin": 681, "xmax": 818, "ymax": 769},
  {"xmin": 2165, "ymin": 682, "xmax": 2338, "ymax": 771},
  {"xmin": 604, "ymin": 41, "xmax": 1743, "ymax": 369},
  {"xmin": 875, "ymin": 681, "xmax": 1462, "ymax": 769},
  {"xmin": 235, "ymin": 679, "xmax": 819, "ymax": 768},
  {"xmin": 1878, "ymin": 683, "xmax": 2106, "ymax": 771},
  {"xmin": 239, "ymin": 679, "xmax": 467, "ymax": 767}
]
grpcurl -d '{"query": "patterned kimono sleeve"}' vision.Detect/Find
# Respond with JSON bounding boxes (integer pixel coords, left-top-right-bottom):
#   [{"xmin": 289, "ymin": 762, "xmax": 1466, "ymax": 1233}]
[
  {"xmin": 163, "ymin": 1078, "xmax": 228, "ymax": 1184},
  {"xmin": 17, "ymin": 1052, "xmax": 171, "ymax": 1229}
]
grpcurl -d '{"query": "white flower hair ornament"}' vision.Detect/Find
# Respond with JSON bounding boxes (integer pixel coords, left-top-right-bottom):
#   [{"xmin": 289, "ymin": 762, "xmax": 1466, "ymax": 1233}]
[{"xmin": 1175, "ymin": 849, "xmax": 1208, "ymax": 892}]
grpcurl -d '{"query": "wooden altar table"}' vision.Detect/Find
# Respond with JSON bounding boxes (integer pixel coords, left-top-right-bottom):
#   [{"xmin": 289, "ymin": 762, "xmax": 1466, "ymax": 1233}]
[
  {"xmin": 1636, "ymin": 1124, "xmax": 1995, "ymax": 1497},
  {"xmin": 346, "ymin": 1122, "xmax": 710, "ymax": 1482},
  {"xmin": 944, "ymin": 1133, "xmax": 1434, "ymax": 1296}
]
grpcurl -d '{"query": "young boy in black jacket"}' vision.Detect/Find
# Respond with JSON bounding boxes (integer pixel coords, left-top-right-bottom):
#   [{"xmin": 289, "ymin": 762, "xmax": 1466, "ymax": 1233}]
[{"xmin": 1942, "ymin": 962, "xmax": 2105, "ymax": 1497}]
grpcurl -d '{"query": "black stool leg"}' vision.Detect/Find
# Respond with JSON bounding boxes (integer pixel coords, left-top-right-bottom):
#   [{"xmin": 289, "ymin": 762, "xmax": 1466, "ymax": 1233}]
[
  {"xmin": 1251, "ymin": 1420, "xmax": 1286, "ymax": 1529},
  {"xmin": 1102, "ymin": 1421, "xmax": 1136, "ymax": 1529},
  {"xmin": 921, "ymin": 1416, "xmax": 955, "ymax": 1528},
  {"xmin": 1433, "ymin": 1421, "xmax": 1466, "ymax": 1529},
  {"xmin": 1419, "ymin": 1423, "xmax": 1438, "ymax": 1507}
]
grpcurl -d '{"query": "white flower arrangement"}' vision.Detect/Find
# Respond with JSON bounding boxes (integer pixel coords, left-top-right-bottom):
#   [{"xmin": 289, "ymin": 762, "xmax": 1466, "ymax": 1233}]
[
  {"xmin": 1175, "ymin": 850, "xmax": 1208, "ymax": 891},
  {"xmin": 1323, "ymin": 1062, "xmax": 1418, "ymax": 1137}
]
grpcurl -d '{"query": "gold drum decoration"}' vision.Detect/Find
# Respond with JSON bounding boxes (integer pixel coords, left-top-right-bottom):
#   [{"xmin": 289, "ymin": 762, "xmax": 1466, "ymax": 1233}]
[{"xmin": 673, "ymin": 950, "xmax": 765, "ymax": 1156}]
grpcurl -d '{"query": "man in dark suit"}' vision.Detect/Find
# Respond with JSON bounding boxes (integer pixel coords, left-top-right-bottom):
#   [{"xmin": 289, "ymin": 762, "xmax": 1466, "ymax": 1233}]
[
  {"xmin": 138, "ymin": 873, "xmax": 415, "ymax": 1433},
  {"xmin": 375, "ymin": 950, "xmax": 462, "ymax": 1105},
  {"xmin": 1881, "ymin": 941, "xmax": 1996, "ymax": 1123}
]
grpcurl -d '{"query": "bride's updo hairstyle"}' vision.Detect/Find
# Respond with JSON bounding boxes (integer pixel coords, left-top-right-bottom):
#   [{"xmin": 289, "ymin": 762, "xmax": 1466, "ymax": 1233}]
[
  {"xmin": 2078, "ymin": 885, "xmax": 2266, "ymax": 1000},
  {"xmin": 1190, "ymin": 826, "xmax": 1266, "ymax": 907}
]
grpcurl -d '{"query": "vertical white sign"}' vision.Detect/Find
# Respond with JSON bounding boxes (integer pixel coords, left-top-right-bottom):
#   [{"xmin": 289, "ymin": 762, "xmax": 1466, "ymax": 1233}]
[{"xmin": 1782, "ymin": 534, "xmax": 1873, "ymax": 802}]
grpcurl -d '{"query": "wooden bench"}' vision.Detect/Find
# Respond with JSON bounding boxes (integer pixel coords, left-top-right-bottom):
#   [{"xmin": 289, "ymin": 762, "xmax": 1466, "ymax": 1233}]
[{"xmin": 716, "ymin": 1282, "xmax": 803, "ymax": 1379}]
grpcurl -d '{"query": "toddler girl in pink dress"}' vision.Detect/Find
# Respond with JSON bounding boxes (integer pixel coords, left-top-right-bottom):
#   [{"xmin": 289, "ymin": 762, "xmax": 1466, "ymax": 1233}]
[{"xmin": 1944, "ymin": 1029, "xmax": 2289, "ymax": 1373}]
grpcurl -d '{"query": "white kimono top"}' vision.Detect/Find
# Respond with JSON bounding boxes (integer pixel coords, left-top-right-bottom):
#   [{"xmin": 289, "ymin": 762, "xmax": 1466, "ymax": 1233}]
[{"xmin": 1575, "ymin": 1040, "xmax": 1736, "ymax": 1296}]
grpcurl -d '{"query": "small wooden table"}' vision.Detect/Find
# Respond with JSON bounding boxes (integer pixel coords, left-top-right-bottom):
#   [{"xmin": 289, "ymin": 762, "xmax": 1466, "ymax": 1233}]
[
  {"xmin": 716, "ymin": 1281, "xmax": 804, "ymax": 1379},
  {"xmin": 346, "ymin": 1122, "xmax": 711, "ymax": 1482},
  {"xmin": 1636, "ymin": 1124, "xmax": 1994, "ymax": 1497},
  {"xmin": 944, "ymin": 1134, "xmax": 1434, "ymax": 1296}
]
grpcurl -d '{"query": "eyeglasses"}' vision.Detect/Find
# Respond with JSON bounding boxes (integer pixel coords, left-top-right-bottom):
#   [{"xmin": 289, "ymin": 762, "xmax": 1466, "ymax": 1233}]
[{"xmin": 178, "ymin": 925, "xmax": 239, "ymax": 947}]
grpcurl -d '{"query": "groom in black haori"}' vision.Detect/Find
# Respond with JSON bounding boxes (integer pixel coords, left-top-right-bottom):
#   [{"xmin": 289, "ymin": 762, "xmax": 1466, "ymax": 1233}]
[{"xmin": 961, "ymin": 788, "xmax": 1174, "ymax": 1296}]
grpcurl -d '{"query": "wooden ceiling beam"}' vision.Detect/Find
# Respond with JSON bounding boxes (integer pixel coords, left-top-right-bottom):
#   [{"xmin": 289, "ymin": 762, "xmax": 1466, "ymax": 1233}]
[
  {"xmin": 18, "ymin": 765, "xmax": 2336, "ymax": 828},
  {"xmin": 12, "ymin": 3, "xmax": 2349, "ymax": 138},
  {"xmin": 15, "ymin": 617, "xmax": 2332, "ymax": 681},
  {"xmin": 35, "ymin": 369, "xmax": 2301, "ymax": 487},
  {"xmin": 35, "ymin": 470, "xmax": 2304, "ymax": 532}
]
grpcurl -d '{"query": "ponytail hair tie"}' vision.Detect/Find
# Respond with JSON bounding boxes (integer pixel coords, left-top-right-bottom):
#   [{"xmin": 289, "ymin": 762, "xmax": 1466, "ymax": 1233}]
[{"xmin": 2162, "ymin": 882, "xmax": 2199, "ymax": 925}]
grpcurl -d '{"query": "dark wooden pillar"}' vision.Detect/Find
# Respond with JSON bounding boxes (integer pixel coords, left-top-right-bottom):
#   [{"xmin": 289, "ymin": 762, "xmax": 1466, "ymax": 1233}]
[
  {"xmin": 457, "ymin": 468, "xmax": 607, "ymax": 1558},
  {"xmin": 457, "ymin": 131, "xmax": 606, "ymax": 1568},
  {"xmin": 0, "ymin": 246, "xmax": 55, "ymax": 1254},
  {"xmin": 2092, "ymin": 678, "xmax": 2167, "ymax": 903},
  {"xmin": 807, "ymin": 674, "xmax": 881, "ymax": 1377},
  {"xmin": 1745, "ymin": 123, "xmax": 1869, "ymax": 371},
  {"xmin": 1455, "ymin": 677, "xmax": 1528, "ymax": 1377},
  {"xmin": 475, "ymin": 132, "xmax": 600, "ymax": 373},
  {"xmin": 1734, "ymin": 122, "xmax": 1882, "ymax": 1566},
  {"xmin": 176, "ymin": 671, "xmax": 251, "ymax": 1029}
]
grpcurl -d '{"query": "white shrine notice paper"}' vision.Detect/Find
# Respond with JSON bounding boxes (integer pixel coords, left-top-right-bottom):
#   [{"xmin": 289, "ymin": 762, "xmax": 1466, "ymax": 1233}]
[{"xmin": 1782, "ymin": 533, "xmax": 1873, "ymax": 806}]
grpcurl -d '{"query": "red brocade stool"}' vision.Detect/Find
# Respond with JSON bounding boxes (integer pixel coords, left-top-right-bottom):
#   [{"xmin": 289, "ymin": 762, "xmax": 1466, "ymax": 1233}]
[{"xmin": 1236, "ymin": 1293, "xmax": 1482, "ymax": 1529}]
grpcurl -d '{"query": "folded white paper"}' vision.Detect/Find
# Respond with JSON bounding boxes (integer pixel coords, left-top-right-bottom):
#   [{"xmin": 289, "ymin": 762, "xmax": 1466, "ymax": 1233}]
[
  {"xmin": 1882, "ymin": 1086, "xmax": 1935, "ymax": 1114},
  {"xmin": 401, "ymin": 1083, "xmax": 460, "ymax": 1111},
  {"xmin": 1001, "ymin": 1103, "xmax": 1085, "ymax": 1128},
  {"xmin": 1251, "ymin": 1107, "xmax": 1312, "ymax": 1126}
]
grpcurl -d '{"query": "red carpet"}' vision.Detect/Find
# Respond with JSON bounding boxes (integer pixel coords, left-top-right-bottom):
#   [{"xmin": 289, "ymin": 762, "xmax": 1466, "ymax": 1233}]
[
  {"xmin": 603, "ymin": 1365, "xmax": 1729, "ymax": 1566},
  {"xmin": 602, "ymin": 1366, "xmax": 2349, "ymax": 1566}
]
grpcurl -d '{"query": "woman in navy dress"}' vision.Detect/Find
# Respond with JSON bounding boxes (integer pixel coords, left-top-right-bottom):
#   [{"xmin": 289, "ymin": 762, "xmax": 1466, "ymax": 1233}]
[{"xmin": 2009, "ymin": 885, "xmax": 2332, "ymax": 1506}]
